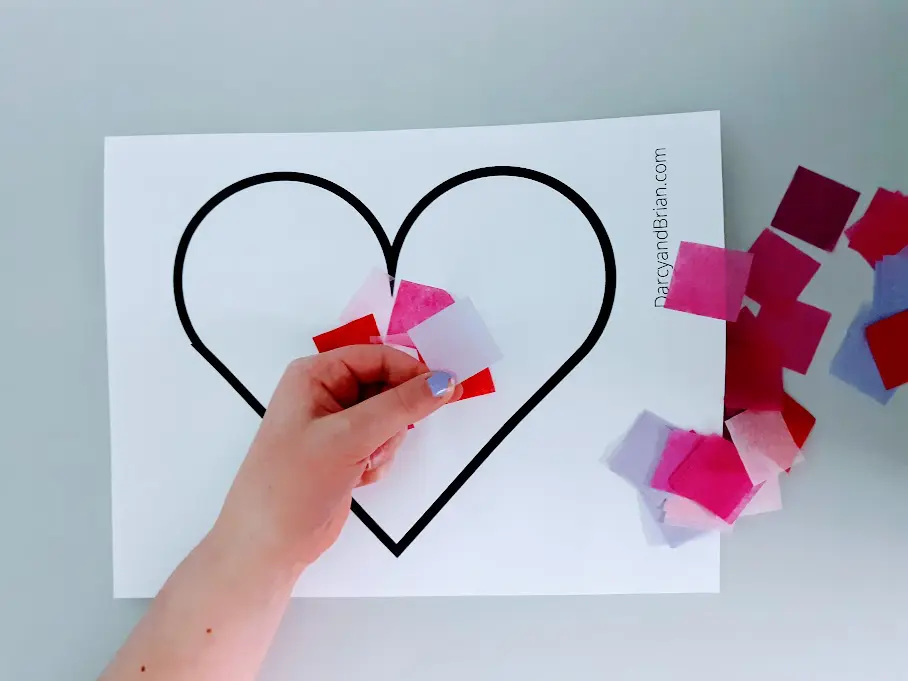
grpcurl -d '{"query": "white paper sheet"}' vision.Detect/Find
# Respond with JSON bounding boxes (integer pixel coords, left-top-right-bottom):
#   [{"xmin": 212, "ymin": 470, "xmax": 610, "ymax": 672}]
[{"xmin": 105, "ymin": 112, "xmax": 726, "ymax": 597}]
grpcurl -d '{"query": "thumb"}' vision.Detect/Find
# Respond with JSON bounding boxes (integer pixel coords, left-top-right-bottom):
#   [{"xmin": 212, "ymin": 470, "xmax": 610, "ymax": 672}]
[{"xmin": 337, "ymin": 370, "xmax": 458, "ymax": 454}]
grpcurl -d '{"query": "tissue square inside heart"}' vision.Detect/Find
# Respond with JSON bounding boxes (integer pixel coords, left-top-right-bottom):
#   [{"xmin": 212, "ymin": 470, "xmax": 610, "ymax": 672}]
[
  {"xmin": 387, "ymin": 280, "xmax": 455, "ymax": 336},
  {"xmin": 458, "ymin": 369, "xmax": 495, "ymax": 400},
  {"xmin": 408, "ymin": 298, "xmax": 503, "ymax": 380},
  {"xmin": 313, "ymin": 314, "xmax": 381, "ymax": 353}
]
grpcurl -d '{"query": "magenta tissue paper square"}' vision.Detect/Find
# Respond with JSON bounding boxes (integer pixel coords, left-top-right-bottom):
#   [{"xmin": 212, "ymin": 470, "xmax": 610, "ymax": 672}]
[
  {"xmin": 387, "ymin": 280, "xmax": 455, "ymax": 336},
  {"xmin": 665, "ymin": 241, "xmax": 753, "ymax": 321},
  {"xmin": 746, "ymin": 229, "xmax": 821, "ymax": 304},
  {"xmin": 667, "ymin": 435, "xmax": 757, "ymax": 523},
  {"xmin": 756, "ymin": 300, "xmax": 832, "ymax": 375}
]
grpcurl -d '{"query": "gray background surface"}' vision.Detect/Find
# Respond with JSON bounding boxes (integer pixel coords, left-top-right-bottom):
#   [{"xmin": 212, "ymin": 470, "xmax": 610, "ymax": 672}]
[{"xmin": 1, "ymin": 1, "xmax": 907, "ymax": 679}]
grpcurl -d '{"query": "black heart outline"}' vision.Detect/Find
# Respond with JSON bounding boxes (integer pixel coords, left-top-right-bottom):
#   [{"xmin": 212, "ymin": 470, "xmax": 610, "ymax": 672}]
[{"xmin": 173, "ymin": 167, "xmax": 617, "ymax": 556}]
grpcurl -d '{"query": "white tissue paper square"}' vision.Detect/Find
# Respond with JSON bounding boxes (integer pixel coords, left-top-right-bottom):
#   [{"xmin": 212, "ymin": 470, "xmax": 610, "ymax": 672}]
[
  {"xmin": 408, "ymin": 297, "xmax": 503, "ymax": 380},
  {"xmin": 339, "ymin": 267, "xmax": 394, "ymax": 336}
]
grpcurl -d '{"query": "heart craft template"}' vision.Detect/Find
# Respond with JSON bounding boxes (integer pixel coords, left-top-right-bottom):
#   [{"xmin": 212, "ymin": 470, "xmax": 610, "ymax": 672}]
[{"xmin": 173, "ymin": 167, "xmax": 617, "ymax": 556}]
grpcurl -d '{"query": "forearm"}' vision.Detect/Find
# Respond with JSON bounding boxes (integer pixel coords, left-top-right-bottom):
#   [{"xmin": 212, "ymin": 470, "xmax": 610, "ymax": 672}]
[{"xmin": 100, "ymin": 527, "xmax": 301, "ymax": 681}]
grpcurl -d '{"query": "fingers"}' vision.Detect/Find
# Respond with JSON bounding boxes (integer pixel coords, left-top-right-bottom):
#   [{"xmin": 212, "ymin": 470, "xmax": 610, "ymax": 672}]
[
  {"xmin": 301, "ymin": 344, "xmax": 429, "ymax": 412},
  {"xmin": 313, "ymin": 344, "xmax": 427, "ymax": 387},
  {"xmin": 335, "ymin": 370, "xmax": 459, "ymax": 455},
  {"xmin": 357, "ymin": 467, "xmax": 387, "ymax": 487},
  {"xmin": 367, "ymin": 430, "xmax": 407, "ymax": 470},
  {"xmin": 356, "ymin": 430, "xmax": 406, "ymax": 487}
]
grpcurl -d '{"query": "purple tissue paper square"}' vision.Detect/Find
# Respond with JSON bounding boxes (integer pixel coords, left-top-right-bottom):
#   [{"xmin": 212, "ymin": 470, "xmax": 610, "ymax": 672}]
[
  {"xmin": 604, "ymin": 412, "xmax": 707, "ymax": 548},
  {"xmin": 830, "ymin": 304, "xmax": 898, "ymax": 405},
  {"xmin": 638, "ymin": 488, "xmax": 705, "ymax": 548},
  {"xmin": 604, "ymin": 411, "xmax": 675, "ymax": 489},
  {"xmin": 872, "ymin": 251, "xmax": 908, "ymax": 318}
]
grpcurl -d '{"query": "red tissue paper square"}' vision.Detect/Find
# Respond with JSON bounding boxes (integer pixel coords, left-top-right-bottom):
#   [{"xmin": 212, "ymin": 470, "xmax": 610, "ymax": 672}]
[
  {"xmin": 756, "ymin": 300, "xmax": 832, "ymax": 375},
  {"xmin": 781, "ymin": 392, "xmax": 816, "ymax": 449},
  {"xmin": 746, "ymin": 229, "xmax": 821, "ymax": 304},
  {"xmin": 665, "ymin": 241, "xmax": 753, "ymax": 321},
  {"xmin": 374, "ymin": 337, "xmax": 496, "ymax": 402},
  {"xmin": 772, "ymin": 166, "xmax": 860, "ymax": 252},
  {"xmin": 847, "ymin": 189, "xmax": 908, "ymax": 266},
  {"xmin": 865, "ymin": 309, "xmax": 908, "ymax": 390},
  {"xmin": 725, "ymin": 309, "xmax": 784, "ymax": 410},
  {"xmin": 667, "ymin": 435, "xmax": 757, "ymax": 523},
  {"xmin": 313, "ymin": 314, "xmax": 381, "ymax": 353},
  {"xmin": 458, "ymin": 369, "xmax": 496, "ymax": 400}
]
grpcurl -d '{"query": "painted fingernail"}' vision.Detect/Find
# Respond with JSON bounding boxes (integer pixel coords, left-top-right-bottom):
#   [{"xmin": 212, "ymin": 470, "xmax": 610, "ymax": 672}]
[{"xmin": 426, "ymin": 370, "xmax": 456, "ymax": 398}]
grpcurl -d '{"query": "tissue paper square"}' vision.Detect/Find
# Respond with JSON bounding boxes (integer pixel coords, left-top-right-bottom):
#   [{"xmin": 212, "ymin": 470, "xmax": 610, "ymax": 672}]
[
  {"xmin": 872, "ymin": 251, "xmax": 908, "ymax": 318},
  {"xmin": 746, "ymin": 229, "xmax": 820, "ymax": 304},
  {"xmin": 667, "ymin": 435, "xmax": 757, "ymax": 522},
  {"xmin": 830, "ymin": 304, "xmax": 897, "ymax": 404},
  {"xmin": 313, "ymin": 314, "xmax": 381, "ymax": 353},
  {"xmin": 847, "ymin": 189, "xmax": 908, "ymax": 266},
  {"xmin": 725, "ymin": 309, "xmax": 784, "ymax": 410},
  {"xmin": 865, "ymin": 309, "xmax": 908, "ymax": 390},
  {"xmin": 757, "ymin": 300, "xmax": 832, "ymax": 375},
  {"xmin": 772, "ymin": 166, "xmax": 860, "ymax": 252},
  {"xmin": 408, "ymin": 297, "xmax": 503, "ymax": 381},
  {"xmin": 665, "ymin": 241, "xmax": 753, "ymax": 321},
  {"xmin": 387, "ymin": 280, "xmax": 455, "ymax": 336}
]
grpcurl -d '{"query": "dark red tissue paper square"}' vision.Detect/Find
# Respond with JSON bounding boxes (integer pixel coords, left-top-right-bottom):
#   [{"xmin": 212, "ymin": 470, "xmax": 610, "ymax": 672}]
[
  {"xmin": 771, "ymin": 166, "xmax": 860, "ymax": 252},
  {"xmin": 756, "ymin": 300, "xmax": 832, "ymax": 375},
  {"xmin": 313, "ymin": 314, "xmax": 381, "ymax": 353},
  {"xmin": 746, "ymin": 229, "xmax": 821, "ymax": 304},
  {"xmin": 847, "ymin": 189, "xmax": 908, "ymax": 266},
  {"xmin": 865, "ymin": 310, "xmax": 908, "ymax": 390},
  {"xmin": 781, "ymin": 392, "xmax": 816, "ymax": 449},
  {"xmin": 725, "ymin": 309, "xmax": 784, "ymax": 411}
]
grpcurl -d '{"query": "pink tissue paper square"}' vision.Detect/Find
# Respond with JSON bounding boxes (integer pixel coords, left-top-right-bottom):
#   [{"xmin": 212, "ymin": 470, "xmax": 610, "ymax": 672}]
[
  {"xmin": 725, "ymin": 410, "xmax": 800, "ymax": 473},
  {"xmin": 663, "ymin": 496, "xmax": 733, "ymax": 532},
  {"xmin": 339, "ymin": 268, "xmax": 394, "ymax": 335},
  {"xmin": 756, "ymin": 300, "xmax": 832, "ymax": 375},
  {"xmin": 739, "ymin": 475, "xmax": 783, "ymax": 517},
  {"xmin": 746, "ymin": 229, "xmax": 821, "ymax": 304},
  {"xmin": 665, "ymin": 242, "xmax": 754, "ymax": 321},
  {"xmin": 387, "ymin": 280, "xmax": 455, "ymax": 336}
]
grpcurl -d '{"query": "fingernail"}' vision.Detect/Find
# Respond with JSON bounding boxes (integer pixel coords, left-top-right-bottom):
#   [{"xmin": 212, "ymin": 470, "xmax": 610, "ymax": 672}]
[
  {"xmin": 426, "ymin": 370, "xmax": 456, "ymax": 398},
  {"xmin": 368, "ymin": 447, "xmax": 391, "ymax": 469}
]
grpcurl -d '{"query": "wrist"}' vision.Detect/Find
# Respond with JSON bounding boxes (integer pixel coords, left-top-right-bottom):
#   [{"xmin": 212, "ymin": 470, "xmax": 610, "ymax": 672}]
[{"xmin": 204, "ymin": 520, "xmax": 306, "ymax": 594}]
